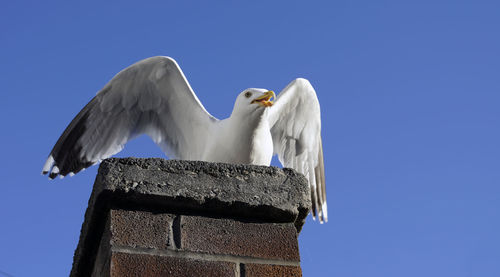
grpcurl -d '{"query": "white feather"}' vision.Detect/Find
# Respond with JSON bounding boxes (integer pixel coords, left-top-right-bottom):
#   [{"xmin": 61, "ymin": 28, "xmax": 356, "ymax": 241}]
[
  {"xmin": 41, "ymin": 155, "xmax": 54, "ymax": 174},
  {"xmin": 267, "ymin": 78, "xmax": 327, "ymax": 222}
]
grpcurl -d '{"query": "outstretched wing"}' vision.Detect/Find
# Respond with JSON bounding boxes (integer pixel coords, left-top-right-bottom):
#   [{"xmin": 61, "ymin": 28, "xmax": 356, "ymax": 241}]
[
  {"xmin": 42, "ymin": 56, "xmax": 217, "ymax": 179},
  {"xmin": 268, "ymin": 78, "xmax": 327, "ymax": 223}
]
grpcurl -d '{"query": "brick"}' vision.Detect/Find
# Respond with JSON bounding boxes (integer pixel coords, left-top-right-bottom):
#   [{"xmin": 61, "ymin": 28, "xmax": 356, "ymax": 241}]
[
  {"xmin": 181, "ymin": 216, "xmax": 300, "ymax": 261},
  {"xmin": 110, "ymin": 252, "xmax": 236, "ymax": 277},
  {"xmin": 244, "ymin": 263, "xmax": 302, "ymax": 277},
  {"xmin": 109, "ymin": 209, "xmax": 174, "ymax": 249}
]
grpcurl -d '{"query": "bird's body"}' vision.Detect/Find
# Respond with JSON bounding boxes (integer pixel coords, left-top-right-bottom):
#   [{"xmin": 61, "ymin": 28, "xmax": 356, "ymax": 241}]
[
  {"xmin": 203, "ymin": 108, "xmax": 273, "ymax": 165},
  {"xmin": 203, "ymin": 86, "xmax": 277, "ymax": 165},
  {"xmin": 42, "ymin": 56, "xmax": 328, "ymax": 222}
]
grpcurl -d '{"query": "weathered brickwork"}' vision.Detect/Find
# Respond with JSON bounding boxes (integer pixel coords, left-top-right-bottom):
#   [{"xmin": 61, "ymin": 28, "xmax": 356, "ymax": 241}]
[
  {"xmin": 180, "ymin": 215, "xmax": 300, "ymax": 261},
  {"xmin": 70, "ymin": 158, "xmax": 310, "ymax": 277},
  {"xmin": 111, "ymin": 252, "xmax": 236, "ymax": 277}
]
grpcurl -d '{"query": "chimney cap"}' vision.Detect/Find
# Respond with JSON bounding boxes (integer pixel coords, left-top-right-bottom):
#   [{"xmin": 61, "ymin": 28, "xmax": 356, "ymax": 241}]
[{"xmin": 96, "ymin": 158, "xmax": 311, "ymax": 229}]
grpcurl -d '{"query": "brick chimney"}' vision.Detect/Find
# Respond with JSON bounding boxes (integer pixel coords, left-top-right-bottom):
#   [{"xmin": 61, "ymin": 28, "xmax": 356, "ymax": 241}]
[{"xmin": 70, "ymin": 158, "xmax": 311, "ymax": 277}]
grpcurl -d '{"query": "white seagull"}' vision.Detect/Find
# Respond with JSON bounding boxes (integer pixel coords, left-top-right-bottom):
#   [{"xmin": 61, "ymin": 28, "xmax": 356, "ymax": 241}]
[{"xmin": 42, "ymin": 56, "xmax": 327, "ymax": 222}]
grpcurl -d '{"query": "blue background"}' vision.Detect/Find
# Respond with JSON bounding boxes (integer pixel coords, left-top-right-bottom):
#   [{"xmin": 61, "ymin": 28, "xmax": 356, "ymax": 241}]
[{"xmin": 1, "ymin": 1, "xmax": 499, "ymax": 276}]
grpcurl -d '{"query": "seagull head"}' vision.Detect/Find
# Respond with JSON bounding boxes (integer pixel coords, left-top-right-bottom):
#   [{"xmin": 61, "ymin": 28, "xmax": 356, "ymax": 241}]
[{"xmin": 231, "ymin": 88, "xmax": 275, "ymax": 117}]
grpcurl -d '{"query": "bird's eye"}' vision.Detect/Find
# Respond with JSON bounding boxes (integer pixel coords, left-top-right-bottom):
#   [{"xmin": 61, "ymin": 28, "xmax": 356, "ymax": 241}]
[{"xmin": 244, "ymin": 91, "xmax": 252, "ymax": 98}]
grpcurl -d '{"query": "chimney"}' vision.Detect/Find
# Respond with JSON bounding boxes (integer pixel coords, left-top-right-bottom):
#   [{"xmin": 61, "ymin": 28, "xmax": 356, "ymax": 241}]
[{"xmin": 70, "ymin": 158, "xmax": 311, "ymax": 277}]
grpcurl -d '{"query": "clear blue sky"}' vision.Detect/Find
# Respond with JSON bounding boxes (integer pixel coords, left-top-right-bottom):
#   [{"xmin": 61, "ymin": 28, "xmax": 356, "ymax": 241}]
[{"xmin": 1, "ymin": 1, "xmax": 499, "ymax": 276}]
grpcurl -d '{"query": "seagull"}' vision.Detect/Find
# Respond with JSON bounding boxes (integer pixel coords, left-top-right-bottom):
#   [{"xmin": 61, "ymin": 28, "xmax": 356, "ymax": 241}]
[{"xmin": 42, "ymin": 56, "xmax": 327, "ymax": 223}]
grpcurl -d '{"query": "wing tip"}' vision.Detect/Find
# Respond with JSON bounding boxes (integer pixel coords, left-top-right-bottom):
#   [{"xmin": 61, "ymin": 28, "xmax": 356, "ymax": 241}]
[
  {"xmin": 41, "ymin": 155, "xmax": 55, "ymax": 175},
  {"xmin": 47, "ymin": 165, "xmax": 60, "ymax": 179},
  {"xmin": 322, "ymin": 202, "xmax": 328, "ymax": 222},
  {"xmin": 43, "ymin": 157, "xmax": 97, "ymax": 180},
  {"xmin": 42, "ymin": 155, "xmax": 61, "ymax": 179},
  {"xmin": 310, "ymin": 201, "xmax": 328, "ymax": 224}
]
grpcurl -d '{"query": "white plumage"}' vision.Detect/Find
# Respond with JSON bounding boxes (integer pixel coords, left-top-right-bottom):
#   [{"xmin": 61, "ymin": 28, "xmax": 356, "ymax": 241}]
[{"xmin": 42, "ymin": 56, "xmax": 327, "ymax": 222}]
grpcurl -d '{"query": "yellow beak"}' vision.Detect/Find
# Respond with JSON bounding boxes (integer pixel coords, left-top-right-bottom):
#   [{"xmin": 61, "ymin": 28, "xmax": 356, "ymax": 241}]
[{"xmin": 251, "ymin": 90, "xmax": 275, "ymax": 107}]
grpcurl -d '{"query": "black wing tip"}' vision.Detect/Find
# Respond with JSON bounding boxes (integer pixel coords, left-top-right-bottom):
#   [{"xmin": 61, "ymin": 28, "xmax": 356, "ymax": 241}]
[
  {"xmin": 42, "ymin": 153, "xmax": 93, "ymax": 180},
  {"xmin": 41, "ymin": 170, "xmax": 57, "ymax": 180},
  {"xmin": 310, "ymin": 201, "xmax": 328, "ymax": 224},
  {"xmin": 44, "ymin": 97, "xmax": 95, "ymax": 180}
]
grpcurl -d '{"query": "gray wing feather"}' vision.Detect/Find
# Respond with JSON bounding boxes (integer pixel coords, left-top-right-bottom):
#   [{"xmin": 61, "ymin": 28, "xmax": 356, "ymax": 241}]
[
  {"xmin": 42, "ymin": 56, "xmax": 217, "ymax": 179},
  {"xmin": 268, "ymin": 78, "xmax": 327, "ymax": 222}
]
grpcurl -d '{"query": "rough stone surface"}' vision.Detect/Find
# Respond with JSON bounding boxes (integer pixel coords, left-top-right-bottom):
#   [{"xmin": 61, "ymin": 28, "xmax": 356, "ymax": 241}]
[
  {"xmin": 181, "ymin": 215, "xmax": 300, "ymax": 261},
  {"xmin": 109, "ymin": 209, "xmax": 174, "ymax": 249},
  {"xmin": 110, "ymin": 252, "xmax": 236, "ymax": 277},
  {"xmin": 96, "ymin": 158, "xmax": 311, "ymax": 226},
  {"xmin": 244, "ymin": 263, "xmax": 303, "ymax": 277}
]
